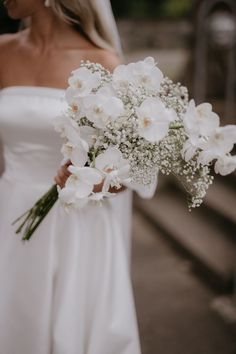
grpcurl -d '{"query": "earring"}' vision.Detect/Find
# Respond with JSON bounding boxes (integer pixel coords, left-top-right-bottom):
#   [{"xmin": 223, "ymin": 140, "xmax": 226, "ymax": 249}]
[{"xmin": 44, "ymin": 0, "xmax": 51, "ymax": 7}]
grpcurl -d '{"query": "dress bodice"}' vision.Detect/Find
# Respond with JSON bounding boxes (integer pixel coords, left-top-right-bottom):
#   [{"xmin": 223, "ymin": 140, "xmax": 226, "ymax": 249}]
[{"xmin": 0, "ymin": 86, "xmax": 66, "ymax": 186}]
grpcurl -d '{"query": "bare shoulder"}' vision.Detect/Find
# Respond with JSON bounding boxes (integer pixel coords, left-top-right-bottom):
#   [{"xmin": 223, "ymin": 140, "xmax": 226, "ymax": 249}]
[
  {"xmin": 0, "ymin": 32, "xmax": 20, "ymax": 64},
  {"xmin": 0, "ymin": 32, "xmax": 22, "ymax": 86},
  {"xmin": 0, "ymin": 32, "xmax": 19, "ymax": 49},
  {"xmin": 85, "ymin": 49, "xmax": 122, "ymax": 72}
]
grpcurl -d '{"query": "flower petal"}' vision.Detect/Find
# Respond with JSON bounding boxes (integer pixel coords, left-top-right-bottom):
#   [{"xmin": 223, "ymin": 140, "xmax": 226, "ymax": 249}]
[
  {"xmin": 214, "ymin": 155, "xmax": 236, "ymax": 175},
  {"xmin": 95, "ymin": 147, "xmax": 122, "ymax": 171}
]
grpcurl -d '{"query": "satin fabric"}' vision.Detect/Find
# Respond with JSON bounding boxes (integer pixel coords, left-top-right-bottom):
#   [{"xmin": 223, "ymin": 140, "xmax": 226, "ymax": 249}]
[{"xmin": 0, "ymin": 86, "xmax": 144, "ymax": 354}]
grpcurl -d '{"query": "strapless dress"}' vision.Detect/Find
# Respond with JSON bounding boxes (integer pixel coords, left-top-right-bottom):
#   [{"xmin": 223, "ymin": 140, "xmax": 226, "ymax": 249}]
[{"xmin": 0, "ymin": 86, "xmax": 141, "ymax": 354}]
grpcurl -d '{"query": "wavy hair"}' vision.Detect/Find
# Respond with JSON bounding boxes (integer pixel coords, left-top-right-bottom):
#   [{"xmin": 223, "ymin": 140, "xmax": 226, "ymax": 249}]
[{"xmin": 49, "ymin": 0, "xmax": 122, "ymax": 56}]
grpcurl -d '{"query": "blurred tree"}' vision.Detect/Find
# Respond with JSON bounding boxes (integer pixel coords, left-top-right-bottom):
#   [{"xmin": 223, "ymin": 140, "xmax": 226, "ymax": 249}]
[
  {"xmin": 111, "ymin": 0, "xmax": 192, "ymax": 19},
  {"xmin": 110, "ymin": 0, "xmax": 130, "ymax": 18},
  {"xmin": 0, "ymin": 0, "xmax": 193, "ymax": 34},
  {"xmin": 160, "ymin": 0, "xmax": 193, "ymax": 19}
]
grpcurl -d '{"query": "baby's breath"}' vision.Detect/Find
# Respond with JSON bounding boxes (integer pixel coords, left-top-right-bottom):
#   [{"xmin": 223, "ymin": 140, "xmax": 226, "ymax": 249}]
[{"xmin": 73, "ymin": 61, "xmax": 213, "ymax": 209}]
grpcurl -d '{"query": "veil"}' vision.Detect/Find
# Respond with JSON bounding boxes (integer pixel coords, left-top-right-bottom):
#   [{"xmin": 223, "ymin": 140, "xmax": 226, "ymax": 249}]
[{"xmin": 90, "ymin": 0, "xmax": 123, "ymax": 58}]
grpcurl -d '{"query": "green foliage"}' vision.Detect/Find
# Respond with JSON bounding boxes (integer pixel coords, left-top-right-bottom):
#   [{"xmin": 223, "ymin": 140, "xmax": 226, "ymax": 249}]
[
  {"xmin": 111, "ymin": 0, "xmax": 193, "ymax": 19},
  {"xmin": 160, "ymin": 0, "xmax": 193, "ymax": 19}
]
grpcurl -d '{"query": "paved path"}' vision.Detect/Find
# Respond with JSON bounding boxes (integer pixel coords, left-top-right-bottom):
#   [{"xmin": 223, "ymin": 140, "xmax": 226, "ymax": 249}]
[{"xmin": 131, "ymin": 211, "xmax": 236, "ymax": 354}]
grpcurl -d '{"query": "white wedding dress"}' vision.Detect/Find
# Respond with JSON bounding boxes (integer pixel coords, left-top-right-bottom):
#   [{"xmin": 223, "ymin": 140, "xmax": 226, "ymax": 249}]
[{"xmin": 0, "ymin": 86, "xmax": 155, "ymax": 354}]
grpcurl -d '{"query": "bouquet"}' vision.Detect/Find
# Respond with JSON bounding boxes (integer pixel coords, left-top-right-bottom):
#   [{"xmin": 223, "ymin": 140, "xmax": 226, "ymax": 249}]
[{"xmin": 13, "ymin": 57, "xmax": 236, "ymax": 241}]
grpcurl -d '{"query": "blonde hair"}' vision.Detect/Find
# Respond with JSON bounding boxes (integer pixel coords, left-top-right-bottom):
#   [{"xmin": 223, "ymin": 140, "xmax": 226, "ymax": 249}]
[{"xmin": 49, "ymin": 0, "xmax": 122, "ymax": 56}]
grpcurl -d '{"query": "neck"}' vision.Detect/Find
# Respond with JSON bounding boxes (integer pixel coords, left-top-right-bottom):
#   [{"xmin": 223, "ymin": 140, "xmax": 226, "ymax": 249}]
[{"xmin": 28, "ymin": 7, "xmax": 77, "ymax": 50}]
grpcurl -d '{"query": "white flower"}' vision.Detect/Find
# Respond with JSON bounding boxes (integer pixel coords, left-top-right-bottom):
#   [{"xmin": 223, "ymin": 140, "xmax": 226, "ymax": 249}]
[
  {"xmin": 182, "ymin": 101, "xmax": 236, "ymax": 165},
  {"xmin": 89, "ymin": 191, "xmax": 115, "ymax": 202},
  {"xmin": 183, "ymin": 100, "xmax": 220, "ymax": 137},
  {"xmin": 68, "ymin": 166, "xmax": 103, "ymax": 195},
  {"xmin": 112, "ymin": 64, "xmax": 133, "ymax": 92},
  {"xmin": 136, "ymin": 97, "xmax": 176, "ymax": 143},
  {"xmin": 61, "ymin": 140, "xmax": 88, "ymax": 167},
  {"xmin": 57, "ymin": 177, "xmax": 89, "ymax": 211},
  {"xmin": 53, "ymin": 114, "xmax": 89, "ymax": 166},
  {"xmin": 124, "ymin": 174, "xmax": 158, "ymax": 199},
  {"xmin": 181, "ymin": 136, "xmax": 203, "ymax": 162},
  {"xmin": 197, "ymin": 125, "xmax": 236, "ymax": 164},
  {"xmin": 60, "ymin": 124, "xmax": 89, "ymax": 166},
  {"xmin": 58, "ymin": 166, "xmax": 103, "ymax": 209},
  {"xmin": 83, "ymin": 93, "xmax": 124, "ymax": 129},
  {"xmin": 129, "ymin": 57, "xmax": 163, "ymax": 91},
  {"xmin": 197, "ymin": 150, "xmax": 217, "ymax": 165},
  {"xmin": 79, "ymin": 126, "xmax": 99, "ymax": 148},
  {"xmin": 112, "ymin": 57, "xmax": 163, "ymax": 92},
  {"xmin": 67, "ymin": 67, "xmax": 101, "ymax": 96},
  {"xmin": 95, "ymin": 147, "xmax": 130, "ymax": 192},
  {"xmin": 97, "ymin": 83, "xmax": 117, "ymax": 97},
  {"xmin": 214, "ymin": 155, "xmax": 236, "ymax": 175},
  {"xmin": 65, "ymin": 89, "xmax": 85, "ymax": 119},
  {"xmin": 53, "ymin": 115, "xmax": 78, "ymax": 138}
]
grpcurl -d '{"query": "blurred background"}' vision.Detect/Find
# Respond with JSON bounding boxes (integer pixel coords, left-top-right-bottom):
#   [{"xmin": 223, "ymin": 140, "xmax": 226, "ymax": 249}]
[{"xmin": 1, "ymin": 0, "xmax": 236, "ymax": 353}]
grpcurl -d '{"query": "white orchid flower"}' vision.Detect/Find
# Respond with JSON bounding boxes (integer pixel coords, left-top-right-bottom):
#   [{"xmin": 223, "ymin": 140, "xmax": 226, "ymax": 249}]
[
  {"xmin": 97, "ymin": 83, "xmax": 117, "ymax": 97},
  {"xmin": 68, "ymin": 166, "xmax": 103, "ymax": 196},
  {"xmin": 89, "ymin": 191, "xmax": 115, "ymax": 202},
  {"xmin": 95, "ymin": 147, "xmax": 130, "ymax": 192},
  {"xmin": 63, "ymin": 124, "xmax": 81, "ymax": 144},
  {"xmin": 129, "ymin": 57, "xmax": 163, "ymax": 91},
  {"xmin": 214, "ymin": 155, "xmax": 236, "ymax": 176},
  {"xmin": 53, "ymin": 115, "xmax": 79, "ymax": 139},
  {"xmin": 112, "ymin": 64, "xmax": 134, "ymax": 92},
  {"xmin": 181, "ymin": 136, "xmax": 203, "ymax": 162},
  {"xmin": 183, "ymin": 100, "xmax": 220, "ymax": 137},
  {"xmin": 60, "ymin": 124, "xmax": 89, "ymax": 166},
  {"xmin": 197, "ymin": 150, "xmax": 218, "ymax": 165},
  {"xmin": 57, "ymin": 176, "xmax": 89, "ymax": 211},
  {"xmin": 83, "ymin": 93, "xmax": 124, "ymax": 129},
  {"xmin": 65, "ymin": 88, "xmax": 85, "ymax": 119},
  {"xmin": 79, "ymin": 126, "xmax": 99, "ymax": 148},
  {"xmin": 68, "ymin": 67, "xmax": 101, "ymax": 97},
  {"xmin": 112, "ymin": 57, "xmax": 163, "ymax": 92},
  {"xmin": 58, "ymin": 166, "xmax": 103, "ymax": 209},
  {"xmin": 136, "ymin": 97, "xmax": 176, "ymax": 143},
  {"xmin": 61, "ymin": 141, "xmax": 88, "ymax": 167},
  {"xmin": 197, "ymin": 125, "xmax": 236, "ymax": 165}
]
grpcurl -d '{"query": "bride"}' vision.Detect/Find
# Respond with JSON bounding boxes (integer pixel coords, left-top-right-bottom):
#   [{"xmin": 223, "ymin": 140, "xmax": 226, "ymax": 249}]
[{"xmin": 0, "ymin": 1, "xmax": 155, "ymax": 353}]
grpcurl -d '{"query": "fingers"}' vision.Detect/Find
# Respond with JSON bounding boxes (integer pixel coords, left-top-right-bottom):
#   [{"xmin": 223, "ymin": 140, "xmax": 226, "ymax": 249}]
[
  {"xmin": 65, "ymin": 160, "xmax": 71, "ymax": 167},
  {"xmin": 61, "ymin": 164, "xmax": 71, "ymax": 177},
  {"xmin": 54, "ymin": 175, "xmax": 61, "ymax": 186},
  {"xmin": 54, "ymin": 164, "xmax": 71, "ymax": 188}
]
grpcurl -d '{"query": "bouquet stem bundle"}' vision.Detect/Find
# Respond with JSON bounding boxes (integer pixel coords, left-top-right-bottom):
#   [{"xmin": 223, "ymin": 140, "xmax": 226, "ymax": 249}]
[{"xmin": 13, "ymin": 185, "xmax": 58, "ymax": 241}]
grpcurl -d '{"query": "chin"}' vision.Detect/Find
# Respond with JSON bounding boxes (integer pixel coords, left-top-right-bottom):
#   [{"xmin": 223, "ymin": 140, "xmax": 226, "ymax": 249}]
[
  {"xmin": 4, "ymin": 0, "xmax": 32, "ymax": 20},
  {"xmin": 6, "ymin": 11, "xmax": 23, "ymax": 20}
]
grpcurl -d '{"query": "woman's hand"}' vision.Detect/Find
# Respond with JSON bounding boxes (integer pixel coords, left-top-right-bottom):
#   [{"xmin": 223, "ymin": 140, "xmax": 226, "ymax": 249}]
[
  {"xmin": 54, "ymin": 162, "xmax": 126, "ymax": 194},
  {"xmin": 93, "ymin": 181, "xmax": 126, "ymax": 194},
  {"xmin": 54, "ymin": 161, "xmax": 71, "ymax": 188}
]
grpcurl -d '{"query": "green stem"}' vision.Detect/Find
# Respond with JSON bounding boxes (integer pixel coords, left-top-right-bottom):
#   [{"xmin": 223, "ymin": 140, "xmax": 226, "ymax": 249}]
[
  {"xmin": 22, "ymin": 194, "xmax": 58, "ymax": 241},
  {"xmin": 13, "ymin": 184, "xmax": 58, "ymax": 241},
  {"xmin": 89, "ymin": 148, "xmax": 97, "ymax": 168},
  {"xmin": 169, "ymin": 123, "xmax": 184, "ymax": 129}
]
